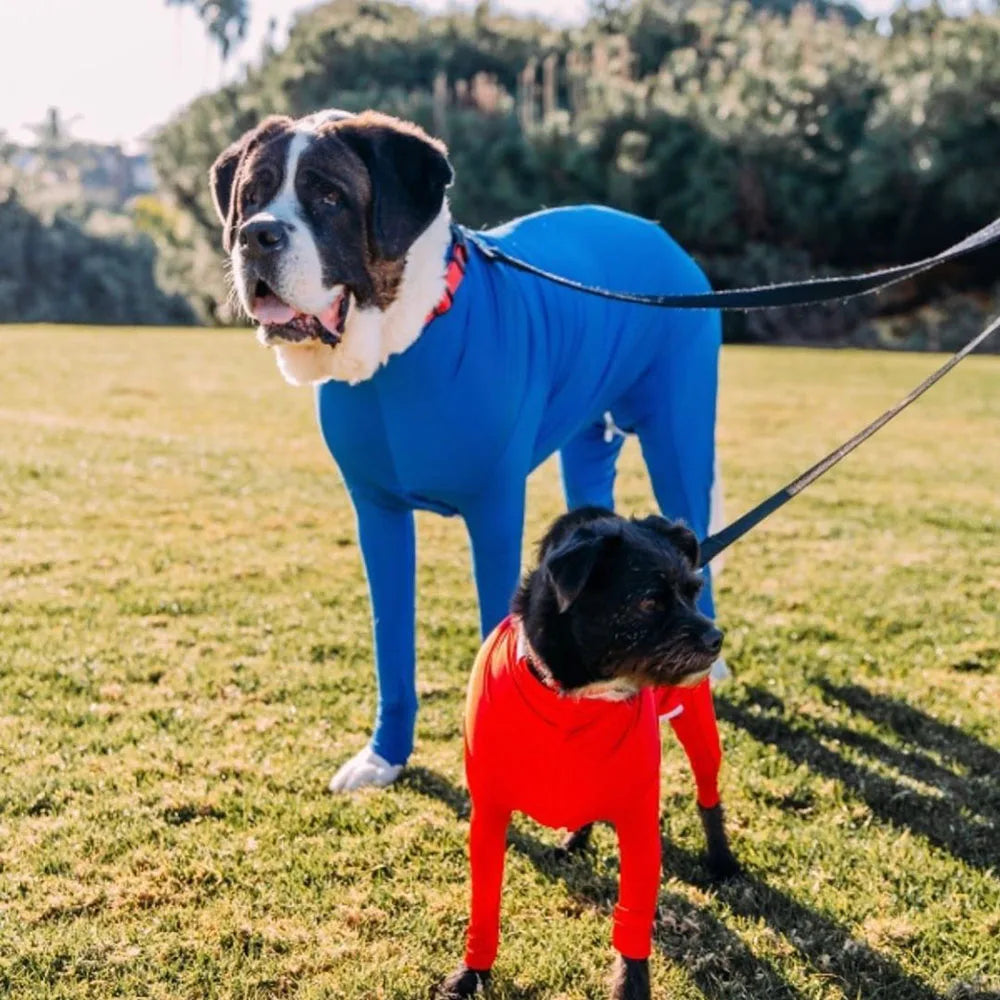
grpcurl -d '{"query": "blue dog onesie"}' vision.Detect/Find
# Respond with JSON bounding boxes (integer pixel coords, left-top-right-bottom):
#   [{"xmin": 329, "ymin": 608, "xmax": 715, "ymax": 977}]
[{"xmin": 317, "ymin": 205, "xmax": 721, "ymax": 767}]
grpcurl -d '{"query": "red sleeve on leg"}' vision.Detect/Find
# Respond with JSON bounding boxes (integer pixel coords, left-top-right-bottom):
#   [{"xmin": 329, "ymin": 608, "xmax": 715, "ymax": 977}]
[
  {"xmin": 665, "ymin": 679, "xmax": 722, "ymax": 809},
  {"xmin": 464, "ymin": 801, "xmax": 511, "ymax": 970},
  {"xmin": 612, "ymin": 783, "xmax": 661, "ymax": 960}
]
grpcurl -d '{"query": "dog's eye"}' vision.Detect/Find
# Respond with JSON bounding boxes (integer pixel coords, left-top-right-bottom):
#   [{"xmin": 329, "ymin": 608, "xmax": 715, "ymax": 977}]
[
  {"xmin": 303, "ymin": 171, "xmax": 342, "ymax": 206},
  {"xmin": 637, "ymin": 597, "xmax": 661, "ymax": 614},
  {"xmin": 243, "ymin": 170, "xmax": 275, "ymax": 211}
]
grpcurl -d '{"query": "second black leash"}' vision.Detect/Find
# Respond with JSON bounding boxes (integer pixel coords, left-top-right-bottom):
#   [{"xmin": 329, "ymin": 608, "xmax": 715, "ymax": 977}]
[
  {"xmin": 462, "ymin": 212, "xmax": 1000, "ymax": 563},
  {"xmin": 697, "ymin": 314, "xmax": 1000, "ymax": 566}
]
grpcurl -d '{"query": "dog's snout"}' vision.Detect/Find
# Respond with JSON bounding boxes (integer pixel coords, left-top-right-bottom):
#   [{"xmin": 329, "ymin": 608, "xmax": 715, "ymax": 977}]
[
  {"xmin": 700, "ymin": 626, "xmax": 724, "ymax": 656},
  {"xmin": 240, "ymin": 219, "xmax": 288, "ymax": 257}
]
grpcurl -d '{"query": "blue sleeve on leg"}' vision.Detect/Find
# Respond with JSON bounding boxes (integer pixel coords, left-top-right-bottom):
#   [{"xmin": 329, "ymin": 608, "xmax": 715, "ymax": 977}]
[
  {"xmin": 463, "ymin": 484, "xmax": 526, "ymax": 638},
  {"xmin": 635, "ymin": 308, "xmax": 721, "ymax": 621},
  {"xmin": 352, "ymin": 494, "xmax": 418, "ymax": 765},
  {"xmin": 560, "ymin": 419, "xmax": 625, "ymax": 511}
]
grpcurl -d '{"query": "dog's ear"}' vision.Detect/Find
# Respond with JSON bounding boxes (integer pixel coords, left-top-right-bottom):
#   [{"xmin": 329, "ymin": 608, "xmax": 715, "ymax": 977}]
[
  {"xmin": 544, "ymin": 523, "xmax": 621, "ymax": 614},
  {"xmin": 669, "ymin": 524, "xmax": 700, "ymax": 567},
  {"xmin": 210, "ymin": 135, "xmax": 249, "ymax": 227},
  {"xmin": 638, "ymin": 515, "xmax": 701, "ymax": 567},
  {"xmin": 336, "ymin": 118, "xmax": 453, "ymax": 260},
  {"xmin": 209, "ymin": 117, "xmax": 291, "ymax": 238},
  {"xmin": 537, "ymin": 506, "xmax": 615, "ymax": 560}
]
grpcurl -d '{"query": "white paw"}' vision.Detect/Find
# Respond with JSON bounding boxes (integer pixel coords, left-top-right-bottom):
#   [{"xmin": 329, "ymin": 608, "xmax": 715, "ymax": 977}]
[
  {"xmin": 328, "ymin": 746, "xmax": 403, "ymax": 792},
  {"xmin": 710, "ymin": 657, "xmax": 731, "ymax": 686}
]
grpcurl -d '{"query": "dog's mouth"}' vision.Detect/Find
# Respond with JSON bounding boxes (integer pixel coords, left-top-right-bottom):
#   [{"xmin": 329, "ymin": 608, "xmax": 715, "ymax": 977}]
[
  {"xmin": 669, "ymin": 663, "xmax": 714, "ymax": 687},
  {"xmin": 251, "ymin": 280, "xmax": 350, "ymax": 348},
  {"xmin": 633, "ymin": 646, "xmax": 718, "ymax": 689}
]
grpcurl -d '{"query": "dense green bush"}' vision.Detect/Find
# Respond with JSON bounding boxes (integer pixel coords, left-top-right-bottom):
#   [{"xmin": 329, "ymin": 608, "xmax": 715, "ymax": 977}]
[
  {"xmin": 148, "ymin": 0, "xmax": 1000, "ymax": 347},
  {"xmin": 0, "ymin": 192, "xmax": 195, "ymax": 326}
]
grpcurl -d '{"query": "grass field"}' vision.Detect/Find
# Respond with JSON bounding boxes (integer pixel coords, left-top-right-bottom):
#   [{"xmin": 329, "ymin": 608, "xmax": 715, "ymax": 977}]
[{"xmin": 1, "ymin": 325, "xmax": 998, "ymax": 1000}]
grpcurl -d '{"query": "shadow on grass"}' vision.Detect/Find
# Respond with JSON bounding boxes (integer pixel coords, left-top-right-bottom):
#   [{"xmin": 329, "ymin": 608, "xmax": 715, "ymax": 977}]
[
  {"xmin": 820, "ymin": 680, "xmax": 1000, "ymax": 813},
  {"xmin": 718, "ymin": 685, "xmax": 999, "ymax": 873},
  {"xmin": 399, "ymin": 766, "xmax": 470, "ymax": 816},
  {"xmin": 663, "ymin": 842, "xmax": 944, "ymax": 1000},
  {"xmin": 404, "ymin": 767, "xmax": 938, "ymax": 999},
  {"xmin": 815, "ymin": 683, "xmax": 1000, "ymax": 776}
]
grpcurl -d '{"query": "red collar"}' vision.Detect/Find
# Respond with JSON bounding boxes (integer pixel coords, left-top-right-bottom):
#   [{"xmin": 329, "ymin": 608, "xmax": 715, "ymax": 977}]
[
  {"xmin": 514, "ymin": 618, "xmax": 646, "ymax": 703},
  {"xmin": 516, "ymin": 622, "xmax": 561, "ymax": 692},
  {"xmin": 425, "ymin": 229, "xmax": 469, "ymax": 324}
]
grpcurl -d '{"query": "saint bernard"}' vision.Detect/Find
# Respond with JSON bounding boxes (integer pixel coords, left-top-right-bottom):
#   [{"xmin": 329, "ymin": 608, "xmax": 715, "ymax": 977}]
[{"xmin": 210, "ymin": 109, "xmax": 725, "ymax": 792}]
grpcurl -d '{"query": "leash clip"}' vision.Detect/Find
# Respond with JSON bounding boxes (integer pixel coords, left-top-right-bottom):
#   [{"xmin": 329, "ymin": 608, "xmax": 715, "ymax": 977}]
[{"xmin": 603, "ymin": 411, "xmax": 626, "ymax": 443}]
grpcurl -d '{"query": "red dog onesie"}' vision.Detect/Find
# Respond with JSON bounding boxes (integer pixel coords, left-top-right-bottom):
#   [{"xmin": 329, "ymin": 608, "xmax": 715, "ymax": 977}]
[{"xmin": 462, "ymin": 615, "xmax": 722, "ymax": 969}]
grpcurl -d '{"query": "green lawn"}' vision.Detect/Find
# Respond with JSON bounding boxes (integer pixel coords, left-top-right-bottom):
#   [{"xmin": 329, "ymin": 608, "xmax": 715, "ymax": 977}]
[{"xmin": 1, "ymin": 325, "xmax": 997, "ymax": 1000}]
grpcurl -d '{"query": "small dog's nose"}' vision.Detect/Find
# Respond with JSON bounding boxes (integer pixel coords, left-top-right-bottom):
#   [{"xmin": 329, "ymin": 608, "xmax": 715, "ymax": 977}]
[
  {"xmin": 701, "ymin": 626, "xmax": 724, "ymax": 655},
  {"xmin": 240, "ymin": 219, "xmax": 287, "ymax": 257}
]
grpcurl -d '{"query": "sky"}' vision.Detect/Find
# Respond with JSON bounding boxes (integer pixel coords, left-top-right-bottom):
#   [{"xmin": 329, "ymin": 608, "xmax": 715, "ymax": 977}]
[{"xmin": 2, "ymin": 0, "xmax": 900, "ymax": 149}]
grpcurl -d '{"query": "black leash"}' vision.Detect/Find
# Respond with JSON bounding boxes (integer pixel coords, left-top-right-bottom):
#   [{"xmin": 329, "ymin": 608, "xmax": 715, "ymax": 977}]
[
  {"xmin": 461, "ymin": 214, "xmax": 1000, "ymax": 564},
  {"xmin": 696, "ymin": 314, "xmax": 1000, "ymax": 566},
  {"xmin": 462, "ymin": 214, "xmax": 1000, "ymax": 311}
]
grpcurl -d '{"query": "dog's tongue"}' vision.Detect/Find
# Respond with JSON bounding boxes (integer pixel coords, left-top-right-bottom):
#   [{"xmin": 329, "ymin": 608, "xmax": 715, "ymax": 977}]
[{"xmin": 253, "ymin": 295, "xmax": 296, "ymax": 325}]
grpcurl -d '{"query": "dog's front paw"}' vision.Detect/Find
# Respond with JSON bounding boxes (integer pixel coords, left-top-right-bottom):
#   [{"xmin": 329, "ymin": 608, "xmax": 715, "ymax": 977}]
[
  {"xmin": 432, "ymin": 965, "xmax": 491, "ymax": 998},
  {"xmin": 705, "ymin": 842, "xmax": 742, "ymax": 881},
  {"xmin": 328, "ymin": 746, "xmax": 402, "ymax": 792},
  {"xmin": 698, "ymin": 803, "xmax": 742, "ymax": 882},
  {"xmin": 610, "ymin": 954, "xmax": 650, "ymax": 1000}
]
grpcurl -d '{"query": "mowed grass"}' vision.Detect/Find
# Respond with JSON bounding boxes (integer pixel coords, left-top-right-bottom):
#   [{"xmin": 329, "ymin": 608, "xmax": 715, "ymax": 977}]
[{"xmin": 0, "ymin": 324, "xmax": 997, "ymax": 1000}]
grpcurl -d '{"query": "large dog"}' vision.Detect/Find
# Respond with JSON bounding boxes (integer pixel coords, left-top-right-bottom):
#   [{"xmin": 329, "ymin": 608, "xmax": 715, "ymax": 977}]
[{"xmin": 209, "ymin": 109, "xmax": 722, "ymax": 791}]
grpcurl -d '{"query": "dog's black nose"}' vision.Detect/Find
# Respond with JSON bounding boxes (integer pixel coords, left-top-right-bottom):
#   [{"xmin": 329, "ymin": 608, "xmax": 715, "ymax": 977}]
[
  {"xmin": 240, "ymin": 219, "xmax": 287, "ymax": 257},
  {"xmin": 700, "ymin": 626, "xmax": 724, "ymax": 655}
]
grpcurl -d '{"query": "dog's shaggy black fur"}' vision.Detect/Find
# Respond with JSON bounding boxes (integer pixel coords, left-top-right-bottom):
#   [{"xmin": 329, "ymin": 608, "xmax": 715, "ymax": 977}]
[
  {"xmin": 435, "ymin": 508, "xmax": 739, "ymax": 1000},
  {"xmin": 514, "ymin": 506, "xmax": 723, "ymax": 693}
]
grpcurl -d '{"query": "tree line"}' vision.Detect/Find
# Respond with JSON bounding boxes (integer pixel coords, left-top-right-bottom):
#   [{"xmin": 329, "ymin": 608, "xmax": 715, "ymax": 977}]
[
  {"xmin": 8, "ymin": 0, "xmax": 1000, "ymax": 348},
  {"xmin": 0, "ymin": 191, "xmax": 194, "ymax": 326},
  {"xmin": 0, "ymin": 110, "xmax": 195, "ymax": 327},
  {"xmin": 147, "ymin": 0, "xmax": 1000, "ymax": 350}
]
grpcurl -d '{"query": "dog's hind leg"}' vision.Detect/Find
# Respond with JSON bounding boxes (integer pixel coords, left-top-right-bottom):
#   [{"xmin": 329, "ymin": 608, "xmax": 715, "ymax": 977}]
[
  {"xmin": 633, "ymin": 308, "xmax": 721, "ymax": 622},
  {"xmin": 329, "ymin": 496, "xmax": 415, "ymax": 791},
  {"xmin": 560, "ymin": 419, "xmax": 626, "ymax": 511}
]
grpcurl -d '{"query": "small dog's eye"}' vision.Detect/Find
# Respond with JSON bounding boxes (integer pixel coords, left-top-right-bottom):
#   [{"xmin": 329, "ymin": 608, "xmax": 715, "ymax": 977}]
[
  {"xmin": 321, "ymin": 190, "xmax": 341, "ymax": 206},
  {"xmin": 637, "ymin": 597, "xmax": 660, "ymax": 614}
]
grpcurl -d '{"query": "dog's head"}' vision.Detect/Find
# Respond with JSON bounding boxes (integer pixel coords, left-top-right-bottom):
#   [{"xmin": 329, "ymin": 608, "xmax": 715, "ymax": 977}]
[
  {"xmin": 513, "ymin": 508, "xmax": 723, "ymax": 696},
  {"xmin": 209, "ymin": 110, "xmax": 453, "ymax": 384}
]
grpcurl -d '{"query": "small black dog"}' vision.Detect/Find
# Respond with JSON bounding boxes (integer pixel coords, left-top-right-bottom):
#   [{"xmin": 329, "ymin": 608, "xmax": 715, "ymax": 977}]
[{"xmin": 435, "ymin": 507, "xmax": 739, "ymax": 1000}]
